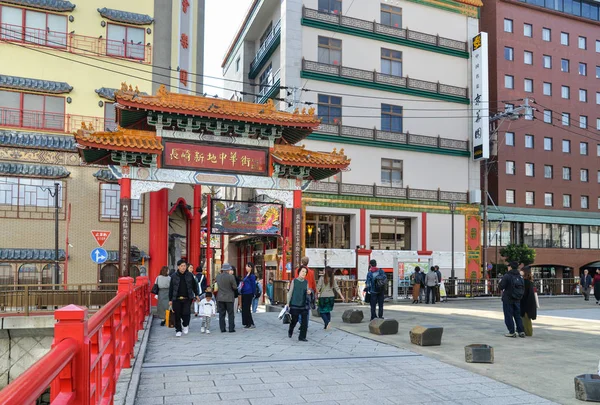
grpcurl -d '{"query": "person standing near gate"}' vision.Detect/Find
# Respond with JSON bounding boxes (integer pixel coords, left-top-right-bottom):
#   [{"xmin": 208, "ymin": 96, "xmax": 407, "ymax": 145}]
[
  {"xmin": 424, "ymin": 268, "xmax": 438, "ymax": 304},
  {"xmin": 216, "ymin": 263, "xmax": 238, "ymax": 333},
  {"xmin": 580, "ymin": 269, "xmax": 593, "ymax": 301},
  {"xmin": 499, "ymin": 261, "xmax": 526, "ymax": 338},
  {"xmin": 365, "ymin": 259, "xmax": 386, "ymax": 320},
  {"xmin": 168, "ymin": 259, "xmax": 200, "ymax": 337},
  {"xmin": 240, "ymin": 262, "xmax": 257, "ymax": 329},
  {"xmin": 434, "ymin": 266, "xmax": 442, "ymax": 302}
]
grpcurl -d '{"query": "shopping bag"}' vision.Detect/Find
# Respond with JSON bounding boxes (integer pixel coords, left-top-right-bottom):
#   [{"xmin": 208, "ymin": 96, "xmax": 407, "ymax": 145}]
[
  {"xmin": 166, "ymin": 308, "xmax": 175, "ymax": 328},
  {"xmin": 439, "ymin": 282, "xmax": 447, "ymax": 298},
  {"xmin": 278, "ymin": 306, "xmax": 287, "ymax": 320}
]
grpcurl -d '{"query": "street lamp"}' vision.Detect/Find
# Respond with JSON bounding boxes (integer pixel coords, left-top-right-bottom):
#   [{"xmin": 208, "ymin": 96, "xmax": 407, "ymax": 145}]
[{"xmin": 448, "ymin": 202, "xmax": 457, "ymax": 280}]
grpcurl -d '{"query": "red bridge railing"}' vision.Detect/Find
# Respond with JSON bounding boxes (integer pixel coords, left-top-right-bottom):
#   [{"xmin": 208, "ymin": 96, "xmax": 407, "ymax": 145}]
[{"xmin": 0, "ymin": 276, "xmax": 150, "ymax": 405}]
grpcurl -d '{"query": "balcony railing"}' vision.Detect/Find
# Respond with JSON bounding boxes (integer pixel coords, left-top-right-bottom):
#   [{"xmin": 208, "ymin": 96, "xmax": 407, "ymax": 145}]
[
  {"xmin": 314, "ymin": 122, "xmax": 469, "ymax": 152},
  {"xmin": 307, "ymin": 181, "xmax": 469, "ymax": 203},
  {"xmin": 249, "ymin": 20, "xmax": 281, "ymax": 77},
  {"xmin": 302, "ymin": 7, "xmax": 468, "ymax": 54},
  {"xmin": 0, "ymin": 23, "xmax": 152, "ymax": 64},
  {"xmin": 255, "ymin": 68, "xmax": 281, "ymax": 103},
  {"xmin": 302, "ymin": 59, "xmax": 468, "ymax": 99},
  {"xmin": 0, "ymin": 107, "xmax": 116, "ymax": 133}
]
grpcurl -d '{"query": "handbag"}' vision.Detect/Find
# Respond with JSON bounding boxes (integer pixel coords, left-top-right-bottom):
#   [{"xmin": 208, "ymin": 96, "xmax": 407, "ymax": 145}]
[
  {"xmin": 166, "ymin": 308, "xmax": 175, "ymax": 328},
  {"xmin": 282, "ymin": 312, "xmax": 292, "ymax": 324},
  {"xmin": 151, "ymin": 283, "xmax": 159, "ymax": 295}
]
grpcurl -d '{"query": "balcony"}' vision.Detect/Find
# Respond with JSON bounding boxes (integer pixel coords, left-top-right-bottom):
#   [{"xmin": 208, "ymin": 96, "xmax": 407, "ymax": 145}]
[
  {"xmin": 307, "ymin": 181, "xmax": 469, "ymax": 203},
  {"xmin": 249, "ymin": 20, "xmax": 281, "ymax": 79},
  {"xmin": 312, "ymin": 123, "xmax": 469, "ymax": 156},
  {"xmin": 302, "ymin": 7, "xmax": 469, "ymax": 58},
  {"xmin": 255, "ymin": 68, "xmax": 281, "ymax": 104},
  {"xmin": 0, "ymin": 107, "xmax": 116, "ymax": 133},
  {"xmin": 0, "ymin": 23, "xmax": 152, "ymax": 64},
  {"xmin": 301, "ymin": 59, "xmax": 469, "ymax": 104}
]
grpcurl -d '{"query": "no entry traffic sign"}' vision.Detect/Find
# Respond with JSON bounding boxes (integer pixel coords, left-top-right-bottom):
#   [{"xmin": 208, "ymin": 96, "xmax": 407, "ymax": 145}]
[{"xmin": 91, "ymin": 230, "xmax": 111, "ymax": 247}]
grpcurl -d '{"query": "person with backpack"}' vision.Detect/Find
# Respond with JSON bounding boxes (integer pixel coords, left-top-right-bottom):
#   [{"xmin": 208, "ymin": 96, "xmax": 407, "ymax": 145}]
[
  {"xmin": 499, "ymin": 261, "xmax": 526, "ymax": 338},
  {"xmin": 366, "ymin": 259, "xmax": 387, "ymax": 321},
  {"xmin": 239, "ymin": 262, "xmax": 257, "ymax": 329},
  {"xmin": 424, "ymin": 268, "xmax": 438, "ymax": 304},
  {"xmin": 252, "ymin": 277, "xmax": 262, "ymax": 313}
]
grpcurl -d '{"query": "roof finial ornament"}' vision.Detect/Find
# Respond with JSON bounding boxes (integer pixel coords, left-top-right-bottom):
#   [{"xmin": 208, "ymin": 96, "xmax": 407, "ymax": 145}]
[
  {"xmin": 293, "ymin": 108, "xmax": 299, "ymax": 114},
  {"xmin": 135, "ymin": 86, "xmax": 140, "ymax": 94},
  {"xmin": 81, "ymin": 122, "xmax": 88, "ymax": 130},
  {"xmin": 339, "ymin": 148, "xmax": 345, "ymax": 155},
  {"xmin": 157, "ymin": 84, "xmax": 169, "ymax": 98},
  {"xmin": 120, "ymin": 82, "xmax": 128, "ymax": 92},
  {"xmin": 307, "ymin": 107, "xmax": 315, "ymax": 116},
  {"xmin": 301, "ymin": 108, "xmax": 306, "ymax": 115},
  {"xmin": 265, "ymin": 99, "xmax": 275, "ymax": 113}
]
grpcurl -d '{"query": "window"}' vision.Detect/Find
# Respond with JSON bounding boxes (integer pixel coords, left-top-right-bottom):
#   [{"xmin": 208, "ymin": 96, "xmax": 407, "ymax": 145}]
[
  {"xmin": 562, "ymin": 140, "xmax": 571, "ymax": 154},
  {"xmin": 580, "ymin": 142, "xmax": 588, "ymax": 155},
  {"xmin": 545, "ymin": 193, "xmax": 553, "ymax": 207},
  {"xmin": 0, "ymin": 5, "xmax": 67, "ymax": 47},
  {"xmin": 596, "ymin": 92, "xmax": 600, "ymax": 105},
  {"xmin": 597, "ymin": 119, "xmax": 600, "ymax": 130},
  {"xmin": 597, "ymin": 40, "xmax": 600, "ymax": 52},
  {"xmin": 505, "ymin": 132, "xmax": 514, "ymax": 146},
  {"xmin": 561, "ymin": 32, "xmax": 569, "ymax": 45},
  {"xmin": 258, "ymin": 64, "xmax": 273, "ymax": 94},
  {"xmin": 524, "ymin": 78, "xmax": 533, "ymax": 92},
  {"xmin": 504, "ymin": 47, "xmax": 514, "ymax": 61},
  {"xmin": 506, "ymin": 160, "xmax": 515, "ymax": 175},
  {"xmin": 597, "ymin": 66, "xmax": 600, "ymax": 79},
  {"xmin": 563, "ymin": 166, "xmax": 571, "ymax": 179},
  {"xmin": 544, "ymin": 137, "xmax": 553, "ymax": 150},
  {"xmin": 504, "ymin": 19, "xmax": 513, "ymax": 33},
  {"xmin": 506, "ymin": 189, "xmax": 515, "ymax": 204},
  {"xmin": 318, "ymin": 36, "xmax": 342, "ymax": 65},
  {"xmin": 542, "ymin": 28, "xmax": 551, "ymax": 41},
  {"xmin": 317, "ymin": 94, "xmax": 342, "ymax": 124},
  {"xmin": 381, "ymin": 48, "xmax": 402, "ymax": 77},
  {"xmin": 305, "ymin": 213, "xmax": 350, "ymax": 249},
  {"xmin": 543, "ymin": 55, "xmax": 552, "ymax": 68},
  {"xmin": 563, "ymin": 194, "xmax": 571, "ymax": 208},
  {"xmin": 100, "ymin": 183, "xmax": 143, "ymax": 221},
  {"xmin": 526, "ymin": 191, "xmax": 535, "ymax": 205},
  {"xmin": 598, "ymin": 170, "xmax": 600, "ymax": 183},
  {"xmin": 318, "ymin": 0, "xmax": 342, "ymax": 14},
  {"xmin": 381, "ymin": 104, "xmax": 403, "ymax": 133},
  {"xmin": 580, "ymin": 115, "xmax": 587, "ymax": 128},
  {"xmin": 380, "ymin": 4, "xmax": 402, "ymax": 28},
  {"xmin": 106, "ymin": 24, "xmax": 145, "ymax": 60},
  {"xmin": 543, "ymin": 82, "xmax": 552, "ymax": 96},
  {"xmin": 544, "ymin": 165, "xmax": 553, "ymax": 178},
  {"xmin": 543, "ymin": 110, "xmax": 552, "ymax": 123},
  {"xmin": 381, "ymin": 159, "xmax": 403, "ymax": 187},
  {"xmin": 578, "ymin": 36, "xmax": 587, "ymax": 49},
  {"xmin": 524, "ymin": 23, "xmax": 532, "ymax": 37},
  {"xmin": 103, "ymin": 103, "xmax": 117, "ymax": 131},
  {"xmin": 581, "ymin": 196, "xmax": 589, "ymax": 209},
  {"xmin": 524, "ymin": 51, "xmax": 533, "ymax": 64},
  {"xmin": 579, "ymin": 63, "xmax": 587, "ymax": 76},
  {"xmin": 504, "ymin": 75, "xmax": 514, "ymax": 89},
  {"xmin": 0, "ymin": 90, "xmax": 65, "ymax": 131},
  {"xmin": 235, "ymin": 57, "xmax": 240, "ymax": 72},
  {"xmin": 598, "ymin": 144, "xmax": 600, "ymax": 156},
  {"xmin": 370, "ymin": 217, "xmax": 411, "ymax": 250},
  {"xmin": 525, "ymin": 134, "xmax": 534, "ymax": 148},
  {"xmin": 598, "ymin": 198, "xmax": 600, "ymax": 210},
  {"xmin": 561, "ymin": 59, "xmax": 569, "ymax": 72},
  {"xmin": 580, "ymin": 89, "xmax": 588, "ymax": 102},
  {"xmin": 561, "ymin": 86, "xmax": 570, "ymax": 99},
  {"xmin": 580, "ymin": 169, "xmax": 589, "ymax": 182},
  {"xmin": 562, "ymin": 112, "xmax": 570, "ymax": 126},
  {"xmin": 525, "ymin": 162, "xmax": 534, "ymax": 177},
  {"xmin": 0, "ymin": 177, "xmax": 65, "ymax": 219}
]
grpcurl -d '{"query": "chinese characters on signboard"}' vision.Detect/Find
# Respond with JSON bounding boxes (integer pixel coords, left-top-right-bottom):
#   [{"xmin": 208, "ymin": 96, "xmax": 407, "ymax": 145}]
[
  {"xmin": 211, "ymin": 200, "xmax": 282, "ymax": 235},
  {"xmin": 292, "ymin": 208, "xmax": 302, "ymax": 271},
  {"xmin": 471, "ymin": 32, "xmax": 489, "ymax": 160},
  {"xmin": 465, "ymin": 215, "xmax": 482, "ymax": 278},
  {"xmin": 119, "ymin": 199, "xmax": 131, "ymax": 276},
  {"xmin": 163, "ymin": 142, "xmax": 268, "ymax": 175},
  {"xmin": 179, "ymin": 0, "xmax": 192, "ymax": 93}
]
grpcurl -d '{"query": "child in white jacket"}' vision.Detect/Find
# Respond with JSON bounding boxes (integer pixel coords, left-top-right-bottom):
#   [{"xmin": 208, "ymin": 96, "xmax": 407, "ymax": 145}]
[{"xmin": 198, "ymin": 292, "xmax": 216, "ymax": 333}]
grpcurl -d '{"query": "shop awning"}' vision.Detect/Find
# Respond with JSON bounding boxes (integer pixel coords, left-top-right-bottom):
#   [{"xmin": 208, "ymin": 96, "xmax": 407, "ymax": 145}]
[{"xmin": 487, "ymin": 206, "xmax": 600, "ymax": 226}]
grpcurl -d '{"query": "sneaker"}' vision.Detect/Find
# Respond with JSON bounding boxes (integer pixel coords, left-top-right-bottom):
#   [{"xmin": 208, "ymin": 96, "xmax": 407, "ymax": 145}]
[
  {"xmin": 201, "ymin": 327, "xmax": 205, "ymax": 333},
  {"xmin": 249, "ymin": 324, "xmax": 256, "ymax": 329},
  {"xmin": 504, "ymin": 332, "xmax": 517, "ymax": 338},
  {"xmin": 183, "ymin": 326, "xmax": 189, "ymax": 335},
  {"xmin": 176, "ymin": 332, "xmax": 182, "ymax": 337},
  {"xmin": 206, "ymin": 330, "xmax": 211, "ymax": 334},
  {"xmin": 519, "ymin": 332, "xmax": 526, "ymax": 338}
]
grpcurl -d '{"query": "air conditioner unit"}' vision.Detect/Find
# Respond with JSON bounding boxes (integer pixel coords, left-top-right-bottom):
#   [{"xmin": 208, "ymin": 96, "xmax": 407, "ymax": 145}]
[{"xmin": 469, "ymin": 189, "xmax": 482, "ymax": 204}]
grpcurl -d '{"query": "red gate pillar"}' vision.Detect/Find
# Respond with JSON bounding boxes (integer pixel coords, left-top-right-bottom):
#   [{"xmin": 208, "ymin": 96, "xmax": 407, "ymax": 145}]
[
  {"xmin": 118, "ymin": 177, "xmax": 132, "ymax": 277},
  {"xmin": 189, "ymin": 185, "xmax": 202, "ymax": 269},
  {"xmin": 149, "ymin": 189, "xmax": 168, "ymax": 290},
  {"xmin": 291, "ymin": 190, "xmax": 303, "ymax": 274}
]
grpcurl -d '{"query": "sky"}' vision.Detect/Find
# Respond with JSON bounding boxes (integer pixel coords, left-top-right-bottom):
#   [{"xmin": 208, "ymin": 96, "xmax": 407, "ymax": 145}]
[{"xmin": 203, "ymin": 0, "xmax": 253, "ymax": 97}]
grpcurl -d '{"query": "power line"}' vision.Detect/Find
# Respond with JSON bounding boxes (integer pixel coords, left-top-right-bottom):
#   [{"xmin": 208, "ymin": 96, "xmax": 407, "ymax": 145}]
[
  {"xmin": 530, "ymin": 100, "xmax": 600, "ymax": 139},
  {"xmin": 531, "ymin": 111, "xmax": 600, "ymax": 143}
]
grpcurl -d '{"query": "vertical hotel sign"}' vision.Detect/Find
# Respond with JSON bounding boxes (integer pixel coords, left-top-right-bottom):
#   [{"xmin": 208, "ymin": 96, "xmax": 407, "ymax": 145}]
[
  {"xmin": 179, "ymin": 0, "xmax": 192, "ymax": 94},
  {"xmin": 471, "ymin": 32, "xmax": 489, "ymax": 160}
]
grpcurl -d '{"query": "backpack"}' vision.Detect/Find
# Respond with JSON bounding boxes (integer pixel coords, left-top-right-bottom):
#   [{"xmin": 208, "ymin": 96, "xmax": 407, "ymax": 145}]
[
  {"xmin": 374, "ymin": 270, "xmax": 388, "ymax": 292},
  {"xmin": 510, "ymin": 274, "xmax": 525, "ymax": 301},
  {"xmin": 254, "ymin": 282, "xmax": 262, "ymax": 299}
]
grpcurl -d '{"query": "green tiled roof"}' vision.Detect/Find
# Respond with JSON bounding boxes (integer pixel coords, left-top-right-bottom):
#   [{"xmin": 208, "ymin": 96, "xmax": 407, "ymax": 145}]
[
  {"xmin": 0, "ymin": 130, "xmax": 76, "ymax": 151},
  {"xmin": 93, "ymin": 169, "xmax": 118, "ymax": 182},
  {"xmin": 0, "ymin": 248, "xmax": 66, "ymax": 261},
  {"xmin": 97, "ymin": 8, "xmax": 153, "ymax": 25},
  {"xmin": 487, "ymin": 206, "xmax": 600, "ymax": 226},
  {"xmin": 107, "ymin": 250, "xmax": 150, "ymax": 263},
  {"xmin": 0, "ymin": 163, "xmax": 70, "ymax": 179},
  {"xmin": 0, "ymin": 0, "xmax": 75, "ymax": 12},
  {"xmin": 0, "ymin": 74, "xmax": 72, "ymax": 94}
]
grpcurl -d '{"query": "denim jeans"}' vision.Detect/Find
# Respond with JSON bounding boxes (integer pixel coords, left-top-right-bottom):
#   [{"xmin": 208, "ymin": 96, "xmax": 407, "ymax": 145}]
[
  {"xmin": 370, "ymin": 292, "xmax": 384, "ymax": 320},
  {"xmin": 252, "ymin": 297, "xmax": 259, "ymax": 313},
  {"xmin": 503, "ymin": 300, "xmax": 524, "ymax": 334},
  {"xmin": 320, "ymin": 311, "xmax": 331, "ymax": 327}
]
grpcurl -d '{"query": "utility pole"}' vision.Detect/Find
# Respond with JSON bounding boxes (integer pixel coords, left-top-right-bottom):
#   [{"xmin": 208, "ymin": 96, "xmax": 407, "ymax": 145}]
[{"xmin": 54, "ymin": 182, "xmax": 60, "ymax": 287}]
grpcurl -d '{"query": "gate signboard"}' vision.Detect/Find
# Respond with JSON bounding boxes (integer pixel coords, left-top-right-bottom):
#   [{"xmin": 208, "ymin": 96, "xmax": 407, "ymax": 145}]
[{"xmin": 211, "ymin": 199, "xmax": 282, "ymax": 235}]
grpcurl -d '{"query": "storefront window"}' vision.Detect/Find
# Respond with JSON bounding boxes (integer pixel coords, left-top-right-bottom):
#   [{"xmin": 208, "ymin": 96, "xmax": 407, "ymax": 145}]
[
  {"xmin": 305, "ymin": 213, "xmax": 350, "ymax": 249},
  {"xmin": 370, "ymin": 217, "xmax": 411, "ymax": 250},
  {"xmin": 488, "ymin": 221, "xmax": 512, "ymax": 246},
  {"xmin": 521, "ymin": 222, "xmax": 573, "ymax": 248}
]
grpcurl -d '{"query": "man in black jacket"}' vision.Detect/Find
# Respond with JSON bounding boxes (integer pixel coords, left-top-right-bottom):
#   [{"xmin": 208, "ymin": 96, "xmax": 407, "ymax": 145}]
[
  {"xmin": 499, "ymin": 262, "xmax": 525, "ymax": 338},
  {"xmin": 580, "ymin": 269, "xmax": 593, "ymax": 301},
  {"xmin": 169, "ymin": 259, "xmax": 200, "ymax": 337}
]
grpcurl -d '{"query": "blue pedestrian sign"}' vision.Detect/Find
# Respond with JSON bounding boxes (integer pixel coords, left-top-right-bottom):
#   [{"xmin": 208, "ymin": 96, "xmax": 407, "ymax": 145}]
[{"xmin": 91, "ymin": 247, "xmax": 108, "ymax": 264}]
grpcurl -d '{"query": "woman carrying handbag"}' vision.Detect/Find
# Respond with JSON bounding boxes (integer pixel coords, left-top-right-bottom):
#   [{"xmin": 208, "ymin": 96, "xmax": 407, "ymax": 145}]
[
  {"xmin": 317, "ymin": 266, "xmax": 345, "ymax": 330},
  {"xmin": 155, "ymin": 266, "xmax": 171, "ymax": 326},
  {"xmin": 520, "ymin": 267, "xmax": 537, "ymax": 337}
]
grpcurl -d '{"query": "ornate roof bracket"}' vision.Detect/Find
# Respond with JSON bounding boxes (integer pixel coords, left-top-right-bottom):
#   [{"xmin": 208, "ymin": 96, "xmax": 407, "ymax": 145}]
[
  {"xmin": 111, "ymin": 151, "xmax": 157, "ymax": 167},
  {"xmin": 272, "ymin": 163, "xmax": 311, "ymax": 180},
  {"xmin": 177, "ymin": 118, "xmax": 202, "ymax": 132},
  {"xmin": 147, "ymin": 113, "xmax": 172, "ymax": 130}
]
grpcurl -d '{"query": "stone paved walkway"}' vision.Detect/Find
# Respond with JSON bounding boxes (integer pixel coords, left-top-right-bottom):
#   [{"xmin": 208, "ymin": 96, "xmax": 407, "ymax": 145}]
[{"xmin": 135, "ymin": 312, "xmax": 556, "ymax": 405}]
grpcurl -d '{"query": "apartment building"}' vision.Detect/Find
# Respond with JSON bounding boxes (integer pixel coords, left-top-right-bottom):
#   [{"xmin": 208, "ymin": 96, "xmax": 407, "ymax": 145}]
[
  {"xmin": 222, "ymin": 0, "xmax": 483, "ymax": 278},
  {"xmin": 481, "ymin": 0, "xmax": 600, "ymax": 278},
  {"xmin": 0, "ymin": 0, "xmax": 205, "ymax": 285}
]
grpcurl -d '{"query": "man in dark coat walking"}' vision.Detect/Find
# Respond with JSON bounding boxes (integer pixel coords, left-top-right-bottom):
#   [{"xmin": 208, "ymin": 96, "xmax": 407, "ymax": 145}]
[
  {"xmin": 169, "ymin": 259, "xmax": 200, "ymax": 337},
  {"xmin": 499, "ymin": 261, "xmax": 525, "ymax": 338},
  {"xmin": 580, "ymin": 269, "xmax": 593, "ymax": 301}
]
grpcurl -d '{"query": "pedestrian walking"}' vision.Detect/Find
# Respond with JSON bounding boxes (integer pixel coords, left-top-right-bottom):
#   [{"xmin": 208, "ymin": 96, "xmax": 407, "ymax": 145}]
[
  {"xmin": 233, "ymin": 267, "xmax": 242, "ymax": 313},
  {"xmin": 499, "ymin": 261, "xmax": 526, "ymax": 338},
  {"xmin": 252, "ymin": 276, "xmax": 262, "ymax": 313},
  {"xmin": 266, "ymin": 278, "xmax": 274, "ymax": 304},
  {"xmin": 156, "ymin": 266, "xmax": 171, "ymax": 326},
  {"xmin": 580, "ymin": 269, "xmax": 593, "ymax": 301},
  {"xmin": 216, "ymin": 263, "xmax": 238, "ymax": 333},
  {"xmin": 168, "ymin": 260, "xmax": 200, "ymax": 337},
  {"xmin": 520, "ymin": 267, "xmax": 537, "ymax": 337},
  {"xmin": 198, "ymin": 292, "xmax": 216, "ymax": 333},
  {"xmin": 240, "ymin": 262, "xmax": 257, "ymax": 329},
  {"xmin": 593, "ymin": 269, "xmax": 600, "ymax": 305},
  {"xmin": 286, "ymin": 267, "xmax": 311, "ymax": 341},
  {"xmin": 366, "ymin": 259, "xmax": 386, "ymax": 320},
  {"xmin": 196, "ymin": 267, "xmax": 208, "ymax": 294},
  {"xmin": 434, "ymin": 265, "xmax": 442, "ymax": 302},
  {"xmin": 296, "ymin": 257, "xmax": 316, "ymax": 328},
  {"xmin": 317, "ymin": 266, "xmax": 345, "ymax": 329},
  {"xmin": 424, "ymin": 268, "xmax": 438, "ymax": 304},
  {"xmin": 411, "ymin": 267, "xmax": 423, "ymax": 304}
]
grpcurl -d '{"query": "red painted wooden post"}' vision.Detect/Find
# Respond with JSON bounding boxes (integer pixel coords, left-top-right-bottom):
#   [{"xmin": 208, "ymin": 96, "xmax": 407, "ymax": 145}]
[
  {"xmin": 118, "ymin": 277, "xmax": 134, "ymax": 368},
  {"xmin": 52, "ymin": 304, "xmax": 90, "ymax": 404}
]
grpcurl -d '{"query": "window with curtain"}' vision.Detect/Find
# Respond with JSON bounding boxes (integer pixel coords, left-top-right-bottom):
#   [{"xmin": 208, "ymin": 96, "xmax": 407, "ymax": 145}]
[
  {"xmin": 380, "ymin": 158, "xmax": 402, "ymax": 187},
  {"xmin": 317, "ymin": 36, "xmax": 342, "ymax": 65},
  {"xmin": 317, "ymin": 94, "xmax": 342, "ymax": 124},
  {"xmin": 370, "ymin": 217, "xmax": 411, "ymax": 250},
  {"xmin": 318, "ymin": 0, "xmax": 342, "ymax": 14},
  {"xmin": 380, "ymin": 4, "xmax": 402, "ymax": 27}
]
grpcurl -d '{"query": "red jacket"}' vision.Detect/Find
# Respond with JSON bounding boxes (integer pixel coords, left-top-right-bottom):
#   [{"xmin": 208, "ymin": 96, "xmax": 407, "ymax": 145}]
[
  {"xmin": 296, "ymin": 266, "xmax": 317, "ymax": 292},
  {"xmin": 592, "ymin": 274, "xmax": 600, "ymax": 287}
]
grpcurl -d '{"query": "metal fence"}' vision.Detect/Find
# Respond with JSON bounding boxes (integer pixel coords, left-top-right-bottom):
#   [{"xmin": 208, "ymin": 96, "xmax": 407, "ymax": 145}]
[{"xmin": 441, "ymin": 278, "xmax": 581, "ymax": 298}]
